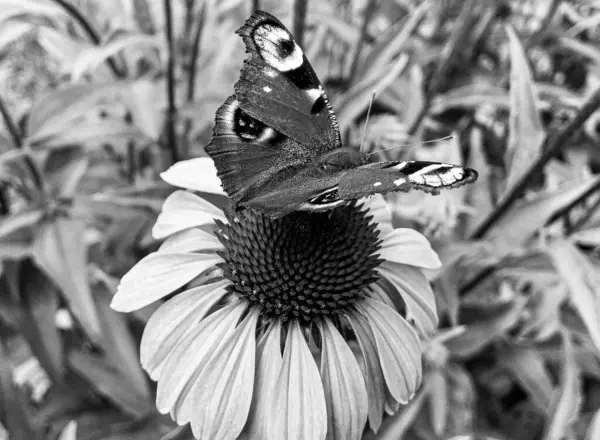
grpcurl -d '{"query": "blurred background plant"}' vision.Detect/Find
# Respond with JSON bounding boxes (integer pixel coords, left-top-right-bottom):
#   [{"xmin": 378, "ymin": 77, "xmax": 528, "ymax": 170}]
[{"xmin": 1, "ymin": 0, "xmax": 600, "ymax": 439}]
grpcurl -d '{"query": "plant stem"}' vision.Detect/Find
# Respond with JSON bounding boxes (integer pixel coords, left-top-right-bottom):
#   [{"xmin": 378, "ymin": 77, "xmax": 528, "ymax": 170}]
[
  {"xmin": 0, "ymin": 96, "xmax": 22, "ymax": 148},
  {"xmin": 348, "ymin": 0, "xmax": 380, "ymax": 82},
  {"xmin": 292, "ymin": 0, "xmax": 308, "ymax": 48},
  {"xmin": 252, "ymin": 0, "xmax": 260, "ymax": 10},
  {"xmin": 163, "ymin": 0, "xmax": 179, "ymax": 164},
  {"xmin": 470, "ymin": 87, "xmax": 600, "ymax": 239},
  {"xmin": 181, "ymin": 2, "xmax": 206, "ymax": 159},
  {"xmin": 49, "ymin": 0, "xmax": 125, "ymax": 78},
  {"xmin": 407, "ymin": 0, "xmax": 479, "ymax": 136},
  {"xmin": 187, "ymin": 3, "xmax": 205, "ymax": 102}
]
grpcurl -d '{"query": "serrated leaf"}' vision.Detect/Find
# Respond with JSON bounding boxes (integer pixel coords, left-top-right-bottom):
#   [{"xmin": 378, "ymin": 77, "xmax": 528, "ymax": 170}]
[
  {"xmin": 19, "ymin": 260, "xmax": 64, "ymax": 382},
  {"xmin": 32, "ymin": 217, "xmax": 101, "ymax": 340},
  {"xmin": 546, "ymin": 238, "xmax": 600, "ymax": 354},
  {"xmin": 95, "ymin": 284, "xmax": 152, "ymax": 407},
  {"xmin": 500, "ymin": 345, "xmax": 554, "ymax": 411},
  {"xmin": 504, "ymin": 24, "xmax": 546, "ymax": 196},
  {"xmin": 543, "ymin": 331, "xmax": 580, "ymax": 440},
  {"xmin": 68, "ymin": 351, "xmax": 153, "ymax": 418},
  {"xmin": 486, "ymin": 176, "xmax": 600, "ymax": 248}
]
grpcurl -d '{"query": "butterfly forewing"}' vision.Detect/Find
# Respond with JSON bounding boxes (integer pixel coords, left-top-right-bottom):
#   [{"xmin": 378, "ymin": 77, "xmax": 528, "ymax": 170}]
[
  {"xmin": 337, "ymin": 161, "xmax": 479, "ymax": 201},
  {"xmin": 234, "ymin": 11, "xmax": 341, "ymax": 151}
]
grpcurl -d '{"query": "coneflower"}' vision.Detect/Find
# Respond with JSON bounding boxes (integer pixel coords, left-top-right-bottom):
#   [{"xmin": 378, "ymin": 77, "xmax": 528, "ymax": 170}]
[{"xmin": 111, "ymin": 157, "xmax": 441, "ymax": 440}]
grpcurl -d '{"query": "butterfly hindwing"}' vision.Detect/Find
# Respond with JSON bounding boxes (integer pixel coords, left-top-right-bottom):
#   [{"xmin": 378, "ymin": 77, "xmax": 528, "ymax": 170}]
[
  {"xmin": 234, "ymin": 10, "xmax": 341, "ymax": 152},
  {"xmin": 205, "ymin": 96, "xmax": 319, "ymax": 205}
]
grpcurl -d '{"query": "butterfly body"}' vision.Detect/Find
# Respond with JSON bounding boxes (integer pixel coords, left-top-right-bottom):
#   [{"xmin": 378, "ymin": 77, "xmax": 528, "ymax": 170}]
[{"xmin": 205, "ymin": 10, "xmax": 478, "ymax": 217}]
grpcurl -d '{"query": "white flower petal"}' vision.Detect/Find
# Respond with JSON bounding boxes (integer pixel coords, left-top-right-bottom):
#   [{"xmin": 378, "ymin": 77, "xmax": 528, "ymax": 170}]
[
  {"xmin": 377, "ymin": 261, "xmax": 438, "ymax": 335},
  {"xmin": 319, "ymin": 319, "xmax": 368, "ymax": 440},
  {"xmin": 268, "ymin": 320, "xmax": 327, "ymax": 440},
  {"xmin": 158, "ymin": 227, "xmax": 222, "ymax": 253},
  {"xmin": 140, "ymin": 280, "xmax": 229, "ymax": 378},
  {"xmin": 245, "ymin": 321, "xmax": 283, "ymax": 440},
  {"xmin": 161, "ymin": 157, "xmax": 226, "ymax": 195},
  {"xmin": 346, "ymin": 312, "xmax": 386, "ymax": 432},
  {"xmin": 111, "ymin": 252, "xmax": 222, "ymax": 312},
  {"xmin": 355, "ymin": 298, "xmax": 422, "ymax": 404},
  {"xmin": 378, "ymin": 228, "xmax": 441, "ymax": 269},
  {"xmin": 188, "ymin": 309, "xmax": 259, "ymax": 440},
  {"xmin": 153, "ymin": 190, "xmax": 226, "ymax": 239},
  {"xmin": 156, "ymin": 302, "xmax": 247, "ymax": 415},
  {"xmin": 362, "ymin": 195, "xmax": 393, "ymax": 237}
]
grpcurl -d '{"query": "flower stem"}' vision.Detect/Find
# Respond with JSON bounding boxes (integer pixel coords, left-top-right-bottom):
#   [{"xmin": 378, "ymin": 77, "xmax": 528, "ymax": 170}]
[
  {"xmin": 0, "ymin": 95, "xmax": 22, "ymax": 148},
  {"xmin": 292, "ymin": 0, "xmax": 308, "ymax": 48},
  {"xmin": 49, "ymin": 0, "xmax": 126, "ymax": 78},
  {"xmin": 470, "ymin": 87, "xmax": 600, "ymax": 239},
  {"xmin": 163, "ymin": 0, "xmax": 179, "ymax": 164},
  {"xmin": 252, "ymin": 0, "xmax": 260, "ymax": 10}
]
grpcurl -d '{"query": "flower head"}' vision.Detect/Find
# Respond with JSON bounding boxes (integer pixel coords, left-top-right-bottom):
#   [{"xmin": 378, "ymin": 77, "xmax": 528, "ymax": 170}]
[{"xmin": 111, "ymin": 157, "xmax": 442, "ymax": 440}]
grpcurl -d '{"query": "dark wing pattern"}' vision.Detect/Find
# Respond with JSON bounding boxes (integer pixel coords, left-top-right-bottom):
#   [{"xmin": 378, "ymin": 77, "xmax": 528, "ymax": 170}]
[
  {"xmin": 234, "ymin": 10, "xmax": 341, "ymax": 153},
  {"xmin": 338, "ymin": 161, "xmax": 479, "ymax": 201},
  {"xmin": 205, "ymin": 96, "xmax": 316, "ymax": 205}
]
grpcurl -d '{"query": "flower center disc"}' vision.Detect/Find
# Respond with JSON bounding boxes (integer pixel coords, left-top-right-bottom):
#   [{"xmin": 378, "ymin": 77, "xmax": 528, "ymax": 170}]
[{"xmin": 216, "ymin": 203, "xmax": 382, "ymax": 321}]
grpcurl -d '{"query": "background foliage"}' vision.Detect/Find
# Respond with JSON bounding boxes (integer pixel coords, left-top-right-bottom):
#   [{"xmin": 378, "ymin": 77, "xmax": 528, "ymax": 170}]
[{"xmin": 1, "ymin": 0, "xmax": 600, "ymax": 439}]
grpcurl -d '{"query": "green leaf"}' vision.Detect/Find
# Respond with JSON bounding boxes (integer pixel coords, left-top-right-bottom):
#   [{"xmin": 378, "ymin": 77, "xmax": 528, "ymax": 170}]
[
  {"xmin": 42, "ymin": 146, "xmax": 89, "ymax": 198},
  {"xmin": 68, "ymin": 351, "xmax": 153, "ymax": 418},
  {"xmin": 359, "ymin": 2, "xmax": 428, "ymax": 80},
  {"xmin": 32, "ymin": 217, "xmax": 101, "ymax": 341},
  {"xmin": 504, "ymin": 24, "xmax": 546, "ymax": 196},
  {"xmin": 71, "ymin": 34, "xmax": 162, "ymax": 81},
  {"xmin": 486, "ymin": 176, "xmax": 600, "ymax": 248},
  {"xmin": 427, "ymin": 369, "xmax": 448, "ymax": 435},
  {"xmin": 127, "ymin": 80, "xmax": 165, "ymax": 141},
  {"xmin": 95, "ymin": 284, "xmax": 152, "ymax": 407},
  {"xmin": 446, "ymin": 293, "xmax": 526, "ymax": 358},
  {"xmin": 37, "ymin": 27, "xmax": 93, "ymax": 72},
  {"xmin": 19, "ymin": 260, "xmax": 64, "ymax": 383},
  {"xmin": 0, "ymin": 209, "xmax": 43, "ymax": 242},
  {"xmin": 56, "ymin": 421, "xmax": 77, "ymax": 440},
  {"xmin": 586, "ymin": 409, "xmax": 600, "ymax": 440},
  {"xmin": 546, "ymin": 238, "xmax": 600, "ymax": 354},
  {"xmin": 0, "ymin": 21, "xmax": 34, "ymax": 53},
  {"xmin": 27, "ymin": 82, "xmax": 135, "ymax": 146},
  {"xmin": 543, "ymin": 331, "xmax": 581, "ymax": 440},
  {"xmin": 335, "ymin": 54, "xmax": 409, "ymax": 130},
  {"xmin": 0, "ymin": 343, "xmax": 41, "ymax": 440},
  {"xmin": 499, "ymin": 345, "xmax": 554, "ymax": 411}
]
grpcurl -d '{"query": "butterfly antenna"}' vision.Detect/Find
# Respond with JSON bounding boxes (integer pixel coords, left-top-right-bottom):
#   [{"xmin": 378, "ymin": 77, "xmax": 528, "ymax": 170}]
[
  {"xmin": 359, "ymin": 90, "xmax": 376, "ymax": 154},
  {"xmin": 366, "ymin": 135, "xmax": 454, "ymax": 159}
]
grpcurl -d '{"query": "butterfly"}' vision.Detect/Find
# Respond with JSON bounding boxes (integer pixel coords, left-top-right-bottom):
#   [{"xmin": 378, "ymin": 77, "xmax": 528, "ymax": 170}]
[{"xmin": 205, "ymin": 10, "xmax": 478, "ymax": 217}]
